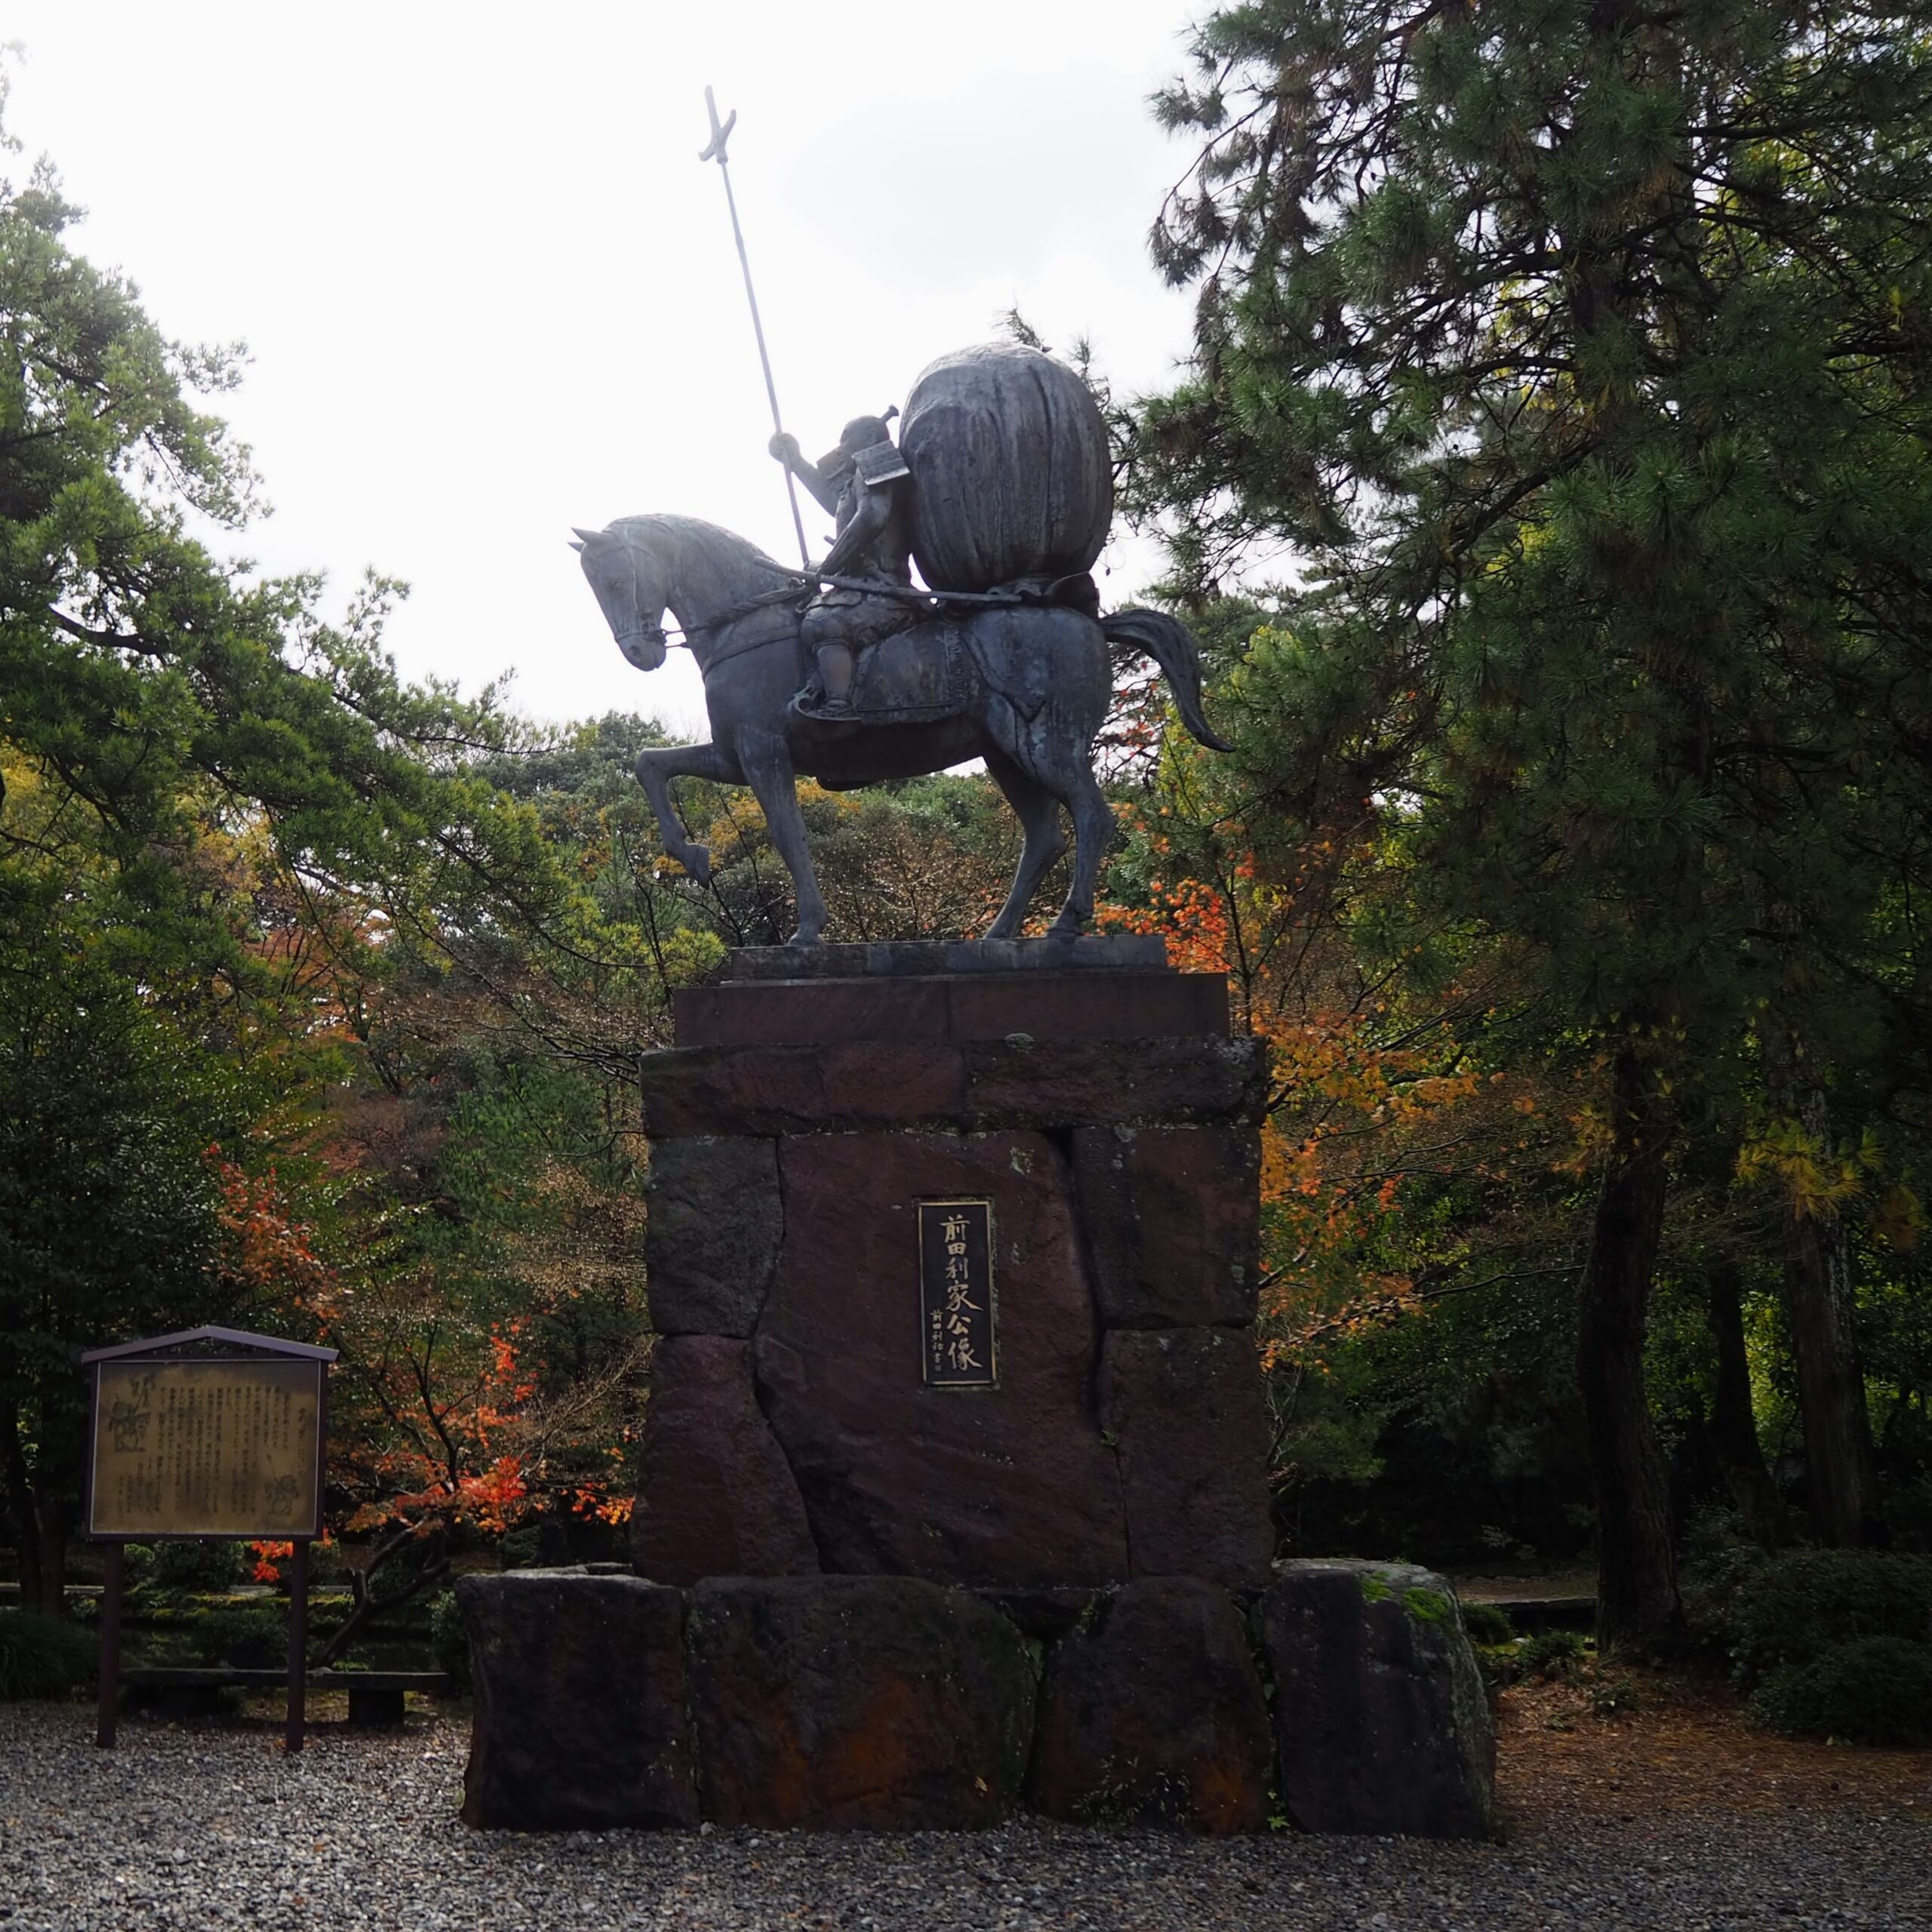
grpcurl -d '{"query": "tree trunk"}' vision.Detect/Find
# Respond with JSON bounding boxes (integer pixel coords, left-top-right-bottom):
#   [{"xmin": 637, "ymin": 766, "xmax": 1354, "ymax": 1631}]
[
  {"xmin": 1577, "ymin": 1038, "xmax": 1683, "ymax": 1647},
  {"xmin": 33, "ymin": 1489, "xmax": 66, "ymax": 1619},
  {"xmin": 1762, "ymin": 1030, "xmax": 1878, "ymax": 1546},
  {"xmin": 1703, "ymin": 1260, "xmax": 1788, "ymax": 1549},
  {"xmin": 2, "ymin": 1400, "xmax": 48, "ymax": 1617},
  {"xmin": 1782, "ymin": 1105, "xmax": 1875, "ymax": 1546}
]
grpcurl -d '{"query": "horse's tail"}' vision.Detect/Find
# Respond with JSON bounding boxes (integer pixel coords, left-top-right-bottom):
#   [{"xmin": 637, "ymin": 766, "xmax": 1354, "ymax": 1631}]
[{"xmin": 1100, "ymin": 607, "xmax": 1235, "ymax": 753}]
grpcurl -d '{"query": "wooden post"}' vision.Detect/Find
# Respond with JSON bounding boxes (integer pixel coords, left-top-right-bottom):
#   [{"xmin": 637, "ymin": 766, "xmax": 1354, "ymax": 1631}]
[
  {"xmin": 285, "ymin": 1538, "xmax": 309, "ymax": 1753},
  {"xmin": 95, "ymin": 1542, "xmax": 125, "ymax": 1749}
]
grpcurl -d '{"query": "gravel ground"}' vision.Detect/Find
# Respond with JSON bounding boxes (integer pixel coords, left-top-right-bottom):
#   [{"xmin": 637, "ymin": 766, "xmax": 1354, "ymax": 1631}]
[{"xmin": 0, "ymin": 1704, "xmax": 1926, "ymax": 1931}]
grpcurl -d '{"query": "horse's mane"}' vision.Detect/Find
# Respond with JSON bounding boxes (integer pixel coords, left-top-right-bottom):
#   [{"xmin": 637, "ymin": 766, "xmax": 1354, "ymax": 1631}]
[{"xmin": 607, "ymin": 513, "xmax": 801, "ymax": 603}]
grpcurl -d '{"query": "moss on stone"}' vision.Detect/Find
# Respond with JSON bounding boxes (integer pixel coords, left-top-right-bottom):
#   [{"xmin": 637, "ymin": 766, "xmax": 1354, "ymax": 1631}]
[
  {"xmin": 1359, "ymin": 1572, "xmax": 1393, "ymax": 1605},
  {"xmin": 1403, "ymin": 1586, "xmax": 1451, "ymax": 1624}
]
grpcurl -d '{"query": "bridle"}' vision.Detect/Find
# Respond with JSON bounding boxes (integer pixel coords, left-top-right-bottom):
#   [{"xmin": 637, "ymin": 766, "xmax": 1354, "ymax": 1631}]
[
  {"xmin": 601, "ymin": 524, "xmax": 1061, "ymax": 670},
  {"xmin": 604, "ymin": 537, "xmax": 669, "ymax": 652}
]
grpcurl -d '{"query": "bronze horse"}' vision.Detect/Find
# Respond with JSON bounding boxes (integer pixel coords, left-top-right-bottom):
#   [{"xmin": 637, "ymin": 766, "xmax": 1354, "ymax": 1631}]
[{"xmin": 574, "ymin": 513, "xmax": 1228, "ymax": 944}]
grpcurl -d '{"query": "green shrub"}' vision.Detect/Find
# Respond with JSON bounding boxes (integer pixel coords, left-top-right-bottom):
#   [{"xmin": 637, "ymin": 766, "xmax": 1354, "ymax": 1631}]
[
  {"xmin": 1520, "ymin": 1629, "xmax": 1589, "ymax": 1681},
  {"xmin": 0, "ymin": 1613, "xmax": 99, "ymax": 1700},
  {"xmin": 1728, "ymin": 1550, "xmax": 1932, "ymax": 1682},
  {"xmin": 499, "ymin": 1527, "xmax": 544, "ymax": 1571},
  {"xmin": 190, "ymin": 1602, "xmax": 289, "ymax": 1668},
  {"xmin": 1883, "ymin": 1475, "xmax": 1932, "ymax": 1553},
  {"xmin": 1461, "ymin": 1601, "xmax": 1516, "ymax": 1647},
  {"xmin": 1472, "ymin": 1644, "xmax": 1519, "ymax": 1694},
  {"xmin": 429, "ymin": 1589, "xmax": 471, "ymax": 1695},
  {"xmin": 1749, "ymin": 1635, "xmax": 1932, "ymax": 1747},
  {"xmin": 1679, "ymin": 1537, "xmax": 1770, "ymax": 1652},
  {"xmin": 151, "ymin": 1541, "xmax": 248, "ymax": 1592},
  {"xmin": 1589, "ymin": 1675, "xmax": 1640, "ymax": 1719}
]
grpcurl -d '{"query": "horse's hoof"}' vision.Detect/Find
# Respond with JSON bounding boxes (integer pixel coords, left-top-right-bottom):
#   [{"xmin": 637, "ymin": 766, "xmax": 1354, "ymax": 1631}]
[
  {"xmin": 681, "ymin": 848, "xmax": 713, "ymax": 886},
  {"xmin": 786, "ymin": 927, "xmax": 824, "ymax": 947}
]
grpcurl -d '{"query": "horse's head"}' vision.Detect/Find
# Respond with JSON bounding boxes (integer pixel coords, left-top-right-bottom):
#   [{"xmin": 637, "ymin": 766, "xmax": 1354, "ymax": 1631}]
[{"xmin": 572, "ymin": 522, "xmax": 669, "ymax": 671}]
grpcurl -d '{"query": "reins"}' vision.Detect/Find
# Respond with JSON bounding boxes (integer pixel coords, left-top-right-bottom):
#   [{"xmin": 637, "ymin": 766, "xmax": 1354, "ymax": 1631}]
[{"xmin": 664, "ymin": 572, "xmax": 1065, "ymax": 666}]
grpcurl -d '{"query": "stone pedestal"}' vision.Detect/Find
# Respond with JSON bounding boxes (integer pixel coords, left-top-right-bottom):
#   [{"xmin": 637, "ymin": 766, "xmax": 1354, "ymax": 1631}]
[
  {"xmin": 458, "ymin": 941, "xmax": 1494, "ymax": 1837},
  {"xmin": 632, "ymin": 938, "xmax": 1273, "ymax": 1592}
]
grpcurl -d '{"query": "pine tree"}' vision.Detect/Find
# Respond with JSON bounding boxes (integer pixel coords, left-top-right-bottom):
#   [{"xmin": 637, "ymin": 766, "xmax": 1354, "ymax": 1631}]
[{"xmin": 1137, "ymin": 0, "xmax": 1932, "ymax": 1635}]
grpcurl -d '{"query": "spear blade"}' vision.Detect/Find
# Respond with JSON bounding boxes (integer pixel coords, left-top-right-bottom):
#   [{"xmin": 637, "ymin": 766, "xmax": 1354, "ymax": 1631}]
[{"xmin": 700, "ymin": 88, "xmax": 811, "ymax": 571}]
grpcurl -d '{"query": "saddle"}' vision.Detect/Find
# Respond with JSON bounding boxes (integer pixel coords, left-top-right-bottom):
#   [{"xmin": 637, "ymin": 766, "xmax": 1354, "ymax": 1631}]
[
  {"xmin": 792, "ymin": 572, "xmax": 1097, "ymax": 729},
  {"xmin": 797, "ymin": 619, "xmax": 972, "ymax": 728}
]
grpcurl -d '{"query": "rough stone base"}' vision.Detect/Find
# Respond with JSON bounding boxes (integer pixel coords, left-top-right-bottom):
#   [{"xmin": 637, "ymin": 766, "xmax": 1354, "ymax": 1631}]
[
  {"xmin": 1260, "ymin": 1558, "xmax": 1497, "ymax": 1838},
  {"xmin": 688, "ymin": 1577, "xmax": 1035, "ymax": 1829},
  {"xmin": 1029, "ymin": 1577, "xmax": 1271, "ymax": 1831},
  {"xmin": 457, "ymin": 1572, "xmax": 696, "ymax": 1830},
  {"xmin": 457, "ymin": 1564, "xmax": 1494, "ymax": 1838}
]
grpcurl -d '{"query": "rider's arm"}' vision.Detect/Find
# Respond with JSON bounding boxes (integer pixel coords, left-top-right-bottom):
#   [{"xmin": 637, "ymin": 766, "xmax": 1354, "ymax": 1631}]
[
  {"xmin": 817, "ymin": 482, "xmax": 891, "ymax": 578},
  {"xmin": 769, "ymin": 432, "xmax": 844, "ymax": 516}
]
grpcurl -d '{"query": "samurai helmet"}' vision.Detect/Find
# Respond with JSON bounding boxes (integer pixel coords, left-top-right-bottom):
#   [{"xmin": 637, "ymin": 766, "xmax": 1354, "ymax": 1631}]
[{"xmin": 838, "ymin": 405, "xmax": 899, "ymax": 454}]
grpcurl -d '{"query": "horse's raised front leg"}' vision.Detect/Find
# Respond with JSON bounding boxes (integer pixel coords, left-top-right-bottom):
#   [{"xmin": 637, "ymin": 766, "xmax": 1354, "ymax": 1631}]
[
  {"xmin": 635, "ymin": 740, "xmax": 742, "ymax": 884},
  {"xmin": 734, "ymin": 726, "xmax": 829, "ymax": 945},
  {"xmin": 982, "ymin": 746, "xmax": 1067, "ymax": 940}
]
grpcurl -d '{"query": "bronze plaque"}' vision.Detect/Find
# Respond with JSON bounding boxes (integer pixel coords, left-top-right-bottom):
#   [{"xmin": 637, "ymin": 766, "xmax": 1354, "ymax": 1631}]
[
  {"xmin": 919, "ymin": 1198, "xmax": 996, "ymax": 1388},
  {"xmin": 88, "ymin": 1358, "xmax": 324, "ymax": 1539}
]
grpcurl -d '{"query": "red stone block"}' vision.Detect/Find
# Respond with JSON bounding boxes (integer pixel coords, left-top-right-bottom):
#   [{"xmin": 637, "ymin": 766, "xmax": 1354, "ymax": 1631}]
[
  {"xmin": 675, "ymin": 977, "xmax": 953, "ymax": 1046},
  {"xmin": 1072, "ymin": 1124, "xmax": 1261, "ymax": 1327},
  {"xmin": 946, "ymin": 971, "xmax": 1226, "ymax": 1044},
  {"xmin": 1100, "ymin": 1327, "xmax": 1275, "ymax": 1589},
  {"xmin": 645, "ymin": 1135, "xmax": 782, "ymax": 1337},
  {"xmin": 756, "ymin": 1129, "xmax": 1131, "ymax": 1586},
  {"xmin": 457, "ymin": 1574, "xmax": 697, "ymax": 1829},
  {"xmin": 631, "ymin": 1336, "xmax": 819, "ymax": 1586},
  {"xmin": 685, "ymin": 1576, "xmax": 1036, "ymax": 1829},
  {"xmin": 638, "ymin": 1041, "xmax": 966, "ymax": 1137},
  {"xmin": 1029, "ymin": 1577, "xmax": 1272, "ymax": 1831},
  {"xmin": 672, "ymin": 971, "xmax": 1227, "ymax": 1048},
  {"xmin": 963, "ymin": 1034, "xmax": 1269, "ymax": 1130}
]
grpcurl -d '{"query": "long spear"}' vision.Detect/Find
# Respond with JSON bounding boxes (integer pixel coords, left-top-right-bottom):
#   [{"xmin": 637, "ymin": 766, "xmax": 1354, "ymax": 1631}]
[{"xmin": 700, "ymin": 86, "xmax": 811, "ymax": 571}]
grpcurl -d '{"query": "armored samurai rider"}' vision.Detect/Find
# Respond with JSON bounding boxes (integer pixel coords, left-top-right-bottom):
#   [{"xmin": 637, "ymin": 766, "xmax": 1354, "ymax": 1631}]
[{"xmin": 768, "ymin": 411, "xmax": 917, "ymax": 720}]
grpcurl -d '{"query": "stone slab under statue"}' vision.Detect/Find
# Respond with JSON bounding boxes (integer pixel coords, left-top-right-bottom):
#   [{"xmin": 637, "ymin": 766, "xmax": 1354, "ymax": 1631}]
[{"xmin": 631, "ymin": 937, "xmax": 1271, "ymax": 1594}]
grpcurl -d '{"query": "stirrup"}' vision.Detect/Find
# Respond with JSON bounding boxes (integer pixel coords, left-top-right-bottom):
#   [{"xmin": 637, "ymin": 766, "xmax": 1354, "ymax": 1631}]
[{"xmin": 789, "ymin": 691, "xmax": 854, "ymax": 724}]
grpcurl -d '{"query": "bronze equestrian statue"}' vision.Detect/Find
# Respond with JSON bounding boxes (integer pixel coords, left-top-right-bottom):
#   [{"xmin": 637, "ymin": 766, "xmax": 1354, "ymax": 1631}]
[{"xmin": 574, "ymin": 343, "xmax": 1229, "ymax": 946}]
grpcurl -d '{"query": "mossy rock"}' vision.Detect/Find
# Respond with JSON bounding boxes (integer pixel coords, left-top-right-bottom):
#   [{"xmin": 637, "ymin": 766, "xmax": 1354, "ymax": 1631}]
[{"xmin": 1261, "ymin": 1558, "xmax": 1494, "ymax": 1838}]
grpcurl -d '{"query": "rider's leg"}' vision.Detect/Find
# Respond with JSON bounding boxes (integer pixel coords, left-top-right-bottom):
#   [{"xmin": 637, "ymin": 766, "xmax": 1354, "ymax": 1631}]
[{"xmin": 816, "ymin": 642, "xmax": 854, "ymax": 712}]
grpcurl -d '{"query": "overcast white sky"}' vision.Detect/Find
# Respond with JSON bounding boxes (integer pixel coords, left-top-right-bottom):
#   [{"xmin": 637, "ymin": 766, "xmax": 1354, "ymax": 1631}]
[{"xmin": 2, "ymin": 2, "xmax": 1210, "ymax": 738}]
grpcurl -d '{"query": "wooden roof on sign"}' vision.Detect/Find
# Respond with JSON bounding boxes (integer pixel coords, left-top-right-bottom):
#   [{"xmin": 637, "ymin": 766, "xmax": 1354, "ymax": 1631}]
[{"xmin": 81, "ymin": 1324, "xmax": 338, "ymax": 1365}]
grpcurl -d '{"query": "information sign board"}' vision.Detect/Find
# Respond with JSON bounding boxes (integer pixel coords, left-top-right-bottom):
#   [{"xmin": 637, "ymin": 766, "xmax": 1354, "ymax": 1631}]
[
  {"xmin": 81, "ymin": 1325, "xmax": 336, "ymax": 1752},
  {"xmin": 88, "ymin": 1355, "xmax": 325, "ymax": 1540}
]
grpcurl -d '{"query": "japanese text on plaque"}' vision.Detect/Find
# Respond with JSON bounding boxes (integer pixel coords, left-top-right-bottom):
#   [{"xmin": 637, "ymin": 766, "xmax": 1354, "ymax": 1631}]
[
  {"xmin": 918, "ymin": 1198, "xmax": 996, "ymax": 1388},
  {"xmin": 89, "ymin": 1358, "xmax": 322, "ymax": 1538}
]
